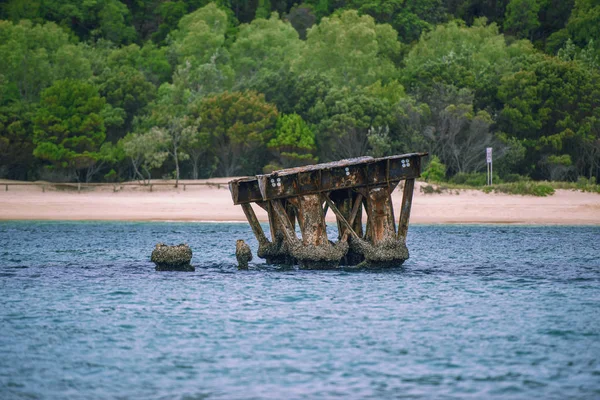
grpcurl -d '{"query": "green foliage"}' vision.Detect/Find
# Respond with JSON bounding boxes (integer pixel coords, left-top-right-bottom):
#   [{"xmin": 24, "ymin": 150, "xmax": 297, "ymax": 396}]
[
  {"xmin": 0, "ymin": 101, "xmax": 37, "ymax": 179},
  {"xmin": 449, "ymin": 172, "xmax": 490, "ymax": 186},
  {"xmin": 497, "ymin": 54, "xmax": 600, "ymax": 179},
  {"xmin": 230, "ymin": 14, "xmax": 303, "ymax": 87},
  {"xmin": 33, "ymin": 79, "xmax": 107, "ymax": 180},
  {"xmin": 96, "ymin": 65, "xmax": 157, "ymax": 141},
  {"xmin": 344, "ymin": 0, "xmax": 446, "ymax": 43},
  {"xmin": 0, "ymin": 20, "xmax": 92, "ymax": 103},
  {"xmin": 268, "ymin": 113, "xmax": 317, "ymax": 169},
  {"xmin": 0, "ymin": 0, "xmax": 599, "ymax": 183},
  {"xmin": 566, "ymin": 0, "xmax": 600, "ymax": 54},
  {"xmin": 314, "ymin": 85, "xmax": 396, "ymax": 160},
  {"xmin": 484, "ymin": 181, "xmax": 555, "ymax": 196},
  {"xmin": 190, "ymin": 91, "xmax": 278, "ymax": 176},
  {"xmin": 503, "ymin": 0, "xmax": 541, "ymax": 39},
  {"xmin": 1, "ymin": 0, "xmax": 137, "ymax": 44},
  {"xmin": 169, "ymin": 3, "xmax": 229, "ymax": 67},
  {"xmin": 421, "ymin": 155, "xmax": 446, "ymax": 182},
  {"xmin": 403, "ymin": 19, "xmax": 534, "ymax": 110},
  {"xmin": 293, "ymin": 10, "xmax": 401, "ymax": 88},
  {"xmin": 121, "ymin": 130, "xmax": 169, "ymax": 183}
]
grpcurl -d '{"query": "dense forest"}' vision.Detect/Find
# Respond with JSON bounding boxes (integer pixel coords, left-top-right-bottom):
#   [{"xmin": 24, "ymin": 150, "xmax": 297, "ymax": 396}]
[{"xmin": 0, "ymin": 0, "xmax": 599, "ymax": 183}]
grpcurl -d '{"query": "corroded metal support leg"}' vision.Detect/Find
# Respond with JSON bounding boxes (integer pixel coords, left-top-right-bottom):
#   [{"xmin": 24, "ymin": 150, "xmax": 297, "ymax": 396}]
[
  {"xmin": 241, "ymin": 203, "xmax": 268, "ymax": 246},
  {"xmin": 366, "ymin": 187, "xmax": 396, "ymax": 243},
  {"xmin": 251, "ymin": 201, "xmax": 296, "ymax": 265},
  {"xmin": 352, "ymin": 186, "xmax": 408, "ymax": 267},
  {"xmin": 397, "ymin": 178, "xmax": 415, "ymax": 240}
]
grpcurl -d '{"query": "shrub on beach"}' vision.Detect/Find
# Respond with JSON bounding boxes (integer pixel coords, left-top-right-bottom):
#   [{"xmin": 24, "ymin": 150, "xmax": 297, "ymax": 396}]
[{"xmin": 483, "ymin": 182, "xmax": 555, "ymax": 196}]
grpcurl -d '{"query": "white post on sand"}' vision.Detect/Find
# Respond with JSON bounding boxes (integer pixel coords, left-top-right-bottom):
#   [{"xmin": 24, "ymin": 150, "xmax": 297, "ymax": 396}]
[{"xmin": 486, "ymin": 147, "xmax": 493, "ymax": 185}]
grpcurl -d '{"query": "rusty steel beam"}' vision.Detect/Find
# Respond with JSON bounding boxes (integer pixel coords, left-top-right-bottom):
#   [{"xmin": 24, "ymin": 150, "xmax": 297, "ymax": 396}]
[
  {"xmin": 323, "ymin": 194, "xmax": 359, "ymax": 240},
  {"xmin": 240, "ymin": 203, "xmax": 268, "ymax": 246},
  {"xmin": 270, "ymin": 200, "xmax": 297, "ymax": 244},
  {"xmin": 397, "ymin": 178, "xmax": 415, "ymax": 240},
  {"xmin": 341, "ymin": 193, "xmax": 363, "ymax": 243},
  {"xmin": 229, "ymin": 153, "xmax": 426, "ymax": 205}
]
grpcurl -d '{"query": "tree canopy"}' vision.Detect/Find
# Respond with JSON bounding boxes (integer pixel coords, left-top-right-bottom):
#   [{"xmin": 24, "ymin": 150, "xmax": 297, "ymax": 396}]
[{"xmin": 0, "ymin": 0, "xmax": 599, "ymax": 182}]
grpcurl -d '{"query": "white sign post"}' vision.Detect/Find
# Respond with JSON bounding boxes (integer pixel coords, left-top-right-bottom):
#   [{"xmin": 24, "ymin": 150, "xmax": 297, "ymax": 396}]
[{"xmin": 486, "ymin": 147, "xmax": 493, "ymax": 185}]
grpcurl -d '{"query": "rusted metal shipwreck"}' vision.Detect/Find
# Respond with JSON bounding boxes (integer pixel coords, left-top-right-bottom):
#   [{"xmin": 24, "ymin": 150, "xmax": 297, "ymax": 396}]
[{"xmin": 229, "ymin": 153, "xmax": 428, "ymax": 269}]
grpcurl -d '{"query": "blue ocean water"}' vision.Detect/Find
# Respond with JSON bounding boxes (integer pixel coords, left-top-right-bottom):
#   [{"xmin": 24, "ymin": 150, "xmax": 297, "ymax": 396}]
[{"xmin": 0, "ymin": 221, "xmax": 599, "ymax": 400}]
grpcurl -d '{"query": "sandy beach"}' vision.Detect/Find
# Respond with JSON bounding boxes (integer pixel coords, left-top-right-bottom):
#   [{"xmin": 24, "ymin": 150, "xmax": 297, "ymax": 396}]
[{"xmin": 0, "ymin": 179, "xmax": 599, "ymax": 225}]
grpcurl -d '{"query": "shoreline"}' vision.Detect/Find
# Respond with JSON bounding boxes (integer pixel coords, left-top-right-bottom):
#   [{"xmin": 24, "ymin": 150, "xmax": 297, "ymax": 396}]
[{"xmin": 1, "ymin": 179, "xmax": 599, "ymax": 226}]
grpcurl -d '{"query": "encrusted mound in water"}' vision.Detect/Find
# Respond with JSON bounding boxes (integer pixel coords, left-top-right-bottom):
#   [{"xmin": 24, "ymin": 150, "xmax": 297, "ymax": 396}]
[
  {"xmin": 350, "ymin": 237, "xmax": 409, "ymax": 268},
  {"xmin": 289, "ymin": 240, "xmax": 349, "ymax": 270},
  {"xmin": 236, "ymin": 239, "xmax": 253, "ymax": 270},
  {"xmin": 257, "ymin": 233, "xmax": 297, "ymax": 265},
  {"xmin": 151, "ymin": 243, "xmax": 194, "ymax": 271}
]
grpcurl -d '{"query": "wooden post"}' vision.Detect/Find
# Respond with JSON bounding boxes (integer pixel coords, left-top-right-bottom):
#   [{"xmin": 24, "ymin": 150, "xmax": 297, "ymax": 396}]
[
  {"xmin": 78, "ymin": 182, "xmax": 81, "ymax": 193},
  {"xmin": 397, "ymin": 178, "xmax": 415, "ymax": 240}
]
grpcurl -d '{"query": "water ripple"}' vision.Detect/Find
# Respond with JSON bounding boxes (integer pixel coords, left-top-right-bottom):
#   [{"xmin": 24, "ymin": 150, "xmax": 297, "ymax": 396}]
[{"xmin": 0, "ymin": 222, "xmax": 599, "ymax": 399}]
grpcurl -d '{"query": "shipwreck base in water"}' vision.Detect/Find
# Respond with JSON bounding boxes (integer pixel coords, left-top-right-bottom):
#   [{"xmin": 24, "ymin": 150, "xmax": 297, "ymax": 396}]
[{"xmin": 229, "ymin": 153, "xmax": 427, "ymax": 269}]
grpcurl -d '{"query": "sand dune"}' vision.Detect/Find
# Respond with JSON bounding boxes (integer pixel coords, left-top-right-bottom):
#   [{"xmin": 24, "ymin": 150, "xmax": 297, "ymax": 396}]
[{"xmin": 0, "ymin": 179, "xmax": 598, "ymax": 225}]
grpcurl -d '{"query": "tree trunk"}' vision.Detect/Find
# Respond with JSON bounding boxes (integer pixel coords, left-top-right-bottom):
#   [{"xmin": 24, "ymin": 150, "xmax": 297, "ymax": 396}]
[
  {"xmin": 191, "ymin": 154, "xmax": 200, "ymax": 180},
  {"xmin": 173, "ymin": 143, "xmax": 179, "ymax": 188}
]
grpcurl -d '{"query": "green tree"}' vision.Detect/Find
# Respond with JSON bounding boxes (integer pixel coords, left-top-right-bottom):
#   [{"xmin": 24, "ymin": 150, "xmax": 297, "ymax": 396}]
[
  {"xmin": 33, "ymin": 79, "xmax": 108, "ymax": 182},
  {"xmin": 504, "ymin": 0, "xmax": 541, "ymax": 40},
  {"xmin": 267, "ymin": 113, "xmax": 317, "ymax": 170},
  {"xmin": 190, "ymin": 91, "xmax": 278, "ymax": 176},
  {"xmin": 169, "ymin": 3, "xmax": 229, "ymax": 67},
  {"xmin": 566, "ymin": 0, "xmax": 600, "ymax": 55},
  {"xmin": 403, "ymin": 18, "xmax": 535, "ymax": 111},
  {"xmin": 344, "ymin": 0, "xmax": 447, "ymax": 43},
  {"xmin": 0, "ymin": 20, "xmax": 92, "ymax": 103},
  {"xmin": 96, "ymin": 65, "xmax": 157, "ymax": 142},
  {"xmin": 121, "ymin": 130, "xmax": 169, "ymax": 184},
  {"xmin": 497, "ymin": 55, "xmax": 600, "ymax": 179},
  {"xmin": 255, "ymin": 0, "xmax": 272, "ymax": 19},
  {"xmin": 230, "ymin": 13, "xmax": 303, "ymax": 89},
  {"xmin": 1, "ymin": 0, "xmax": 137, "ymax": 44},
  {"xmin": 293, "ymin": 10, "xmax": 401, "ymax": 88},
  {"xmin": 0, "ymin": 101, "xmax": 37, "ymax": 180},
  {"xmin": 314, "ymin": 86, "xmax": 396, "ymax": 160},
  {"xmin": 421, "ymin": 155, "xmax": 447, "ymax": 182},
  {"xmin": 105, "ymin": 43, "xmax": 173, "ymax": 86}
]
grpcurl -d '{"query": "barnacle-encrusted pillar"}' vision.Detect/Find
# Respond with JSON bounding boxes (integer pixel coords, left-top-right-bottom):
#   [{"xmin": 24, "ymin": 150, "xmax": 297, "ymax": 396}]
[{"xmin": 351, "ymin": 185, "xmax": 409, "ymax": 268}]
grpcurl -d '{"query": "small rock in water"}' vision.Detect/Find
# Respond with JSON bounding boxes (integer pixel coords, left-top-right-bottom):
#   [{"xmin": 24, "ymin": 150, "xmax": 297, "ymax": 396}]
[
  {"xmin": 151, "ymin": 243, "xmax": 194, "ymax": 271},
  {"xmin": 236, "ymin": 239, "xmax": 252, "ymax": 270}
]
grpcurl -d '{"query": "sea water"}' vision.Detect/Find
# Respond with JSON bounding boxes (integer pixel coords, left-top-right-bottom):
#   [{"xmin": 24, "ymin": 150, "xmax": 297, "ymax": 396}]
[{"xmin": 0, "ymin": 222, "xmax": 599, "ymax": 399}]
